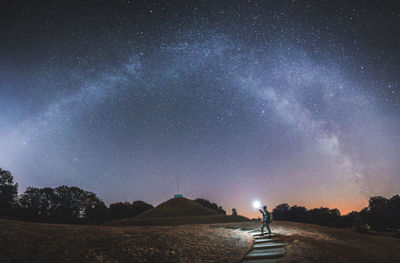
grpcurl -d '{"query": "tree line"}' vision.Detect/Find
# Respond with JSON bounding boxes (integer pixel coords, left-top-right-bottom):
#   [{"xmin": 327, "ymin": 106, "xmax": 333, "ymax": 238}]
[
  {"xmin": 272, "ymin": 195, "xmax": 400, "ymax": 232},
  {"xmin": 0, "ymin": 168, "xmax": 230, "ymax": 225},
  {"xmin": 0, "ymin": 168, "xmax": 153, "ymax": 224},
  {"xmin": 194, "ymin": 198, "xmax": 226, "ymax": 215}
]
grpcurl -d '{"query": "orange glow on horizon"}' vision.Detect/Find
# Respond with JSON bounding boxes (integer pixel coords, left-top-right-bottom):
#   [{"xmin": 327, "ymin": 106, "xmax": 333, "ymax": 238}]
[{"xmin": 239, "ymin": 199, "xmax": 368, "ymax": 219}]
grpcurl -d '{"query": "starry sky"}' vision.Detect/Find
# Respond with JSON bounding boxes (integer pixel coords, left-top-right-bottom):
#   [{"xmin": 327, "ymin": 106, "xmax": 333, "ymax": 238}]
[{"xmin": 1, "ymin": 0, "xmax": 399, "ymax": 218}]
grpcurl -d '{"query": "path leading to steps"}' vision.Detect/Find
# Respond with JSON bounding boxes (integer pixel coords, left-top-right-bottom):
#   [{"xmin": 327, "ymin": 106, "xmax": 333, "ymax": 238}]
[{"xmin": 225, "ymin": 227, "xmax": 286, "ymax": 263}]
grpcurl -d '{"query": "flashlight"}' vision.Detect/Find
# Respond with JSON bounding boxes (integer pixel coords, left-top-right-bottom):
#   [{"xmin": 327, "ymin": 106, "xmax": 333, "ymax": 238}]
[{"xmin": 252, "ymin": 200, "xmax": 261, "ymax": 209}]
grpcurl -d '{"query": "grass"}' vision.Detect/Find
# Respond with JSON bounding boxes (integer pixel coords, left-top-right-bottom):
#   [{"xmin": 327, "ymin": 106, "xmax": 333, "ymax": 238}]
[
  {"xmin": 2, "ymin": 219, "xmax": 400, "ymax": 262},
  {"xmin": 103, "ymin": 197, "xmax": 249, "ymax": 226},
  {"xmin": 103, "ymin": 214, "xmax": 249, "ymax": 226},
  {"xmin": 0, "ymin": 219, "xmax": 252, "ymax": 263},
  {"xmin": 137, "ymin": 197, "xmax": 218, "ymax": 217}
]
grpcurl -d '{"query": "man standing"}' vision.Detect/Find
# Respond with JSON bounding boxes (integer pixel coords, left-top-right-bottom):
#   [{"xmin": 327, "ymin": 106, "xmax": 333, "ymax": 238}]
[{"xmin": 259, "ymin": 205, "xmax": 272, "ymax": 237}]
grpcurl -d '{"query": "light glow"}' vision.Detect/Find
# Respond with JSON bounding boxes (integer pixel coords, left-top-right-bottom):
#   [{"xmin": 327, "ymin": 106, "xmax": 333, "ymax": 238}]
[{"xmin": 252, "ymin": 200, "xmax": 261, "ymax": 209}]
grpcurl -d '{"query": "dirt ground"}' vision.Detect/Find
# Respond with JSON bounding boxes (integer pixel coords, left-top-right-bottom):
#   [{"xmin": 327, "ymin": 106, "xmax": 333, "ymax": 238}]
[
  {"xmin": 2, "ymin": 219, "xmax": 400, "ymax": 262},
  {"xmin": 217, "ymin": 221, "xmax": 400, "ymax": 263},
  {"xmin": 103, "ymin": 214, "xmax": 249, "ymax": 226},
  {"xmin": 0, "ymin": 219, "xmax": 252, "ymax": 263}
]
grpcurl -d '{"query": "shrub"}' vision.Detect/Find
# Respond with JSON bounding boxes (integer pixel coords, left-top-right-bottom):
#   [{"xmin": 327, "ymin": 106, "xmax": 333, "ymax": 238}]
[{"xmin": 355, "ymin": 225, "xmax": 369, "ymax": 233}]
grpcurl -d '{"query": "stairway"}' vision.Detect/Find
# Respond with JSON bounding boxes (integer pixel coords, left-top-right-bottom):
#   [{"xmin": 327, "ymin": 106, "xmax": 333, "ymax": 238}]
[{"xmin": 237, "ymin": 228, "xmax": 286, "ymax": 263}]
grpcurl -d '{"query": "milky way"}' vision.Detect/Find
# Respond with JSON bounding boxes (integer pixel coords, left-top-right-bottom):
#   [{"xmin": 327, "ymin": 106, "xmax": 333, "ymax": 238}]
[{"xmin": 1, "ymin": 1, "xmax": 399, "ymax": 217}]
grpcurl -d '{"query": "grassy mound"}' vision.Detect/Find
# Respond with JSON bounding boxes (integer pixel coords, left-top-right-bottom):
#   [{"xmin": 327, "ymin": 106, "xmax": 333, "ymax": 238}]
[
  {"xmin": 137, "ymin": 197, "xmax": 218, "ymax": 218},
  {"xmin": 103, "ymin": 214, "xmax": 249, "ymax": 226},
  {"xmin": 102, "ymin": 197, "xmax": 249, "ymax": 226}
]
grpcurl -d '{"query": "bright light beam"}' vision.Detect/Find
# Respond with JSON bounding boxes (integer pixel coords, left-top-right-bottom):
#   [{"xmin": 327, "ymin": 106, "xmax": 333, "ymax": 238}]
[{"xmin": 252, "ymin": 200, "xmax": 261, "ymax": 209}]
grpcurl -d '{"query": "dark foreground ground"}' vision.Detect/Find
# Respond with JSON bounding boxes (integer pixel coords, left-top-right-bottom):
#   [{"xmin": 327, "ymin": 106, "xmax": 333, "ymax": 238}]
[
  {"xmin": 0, "ymin": 219, "xmax": 252, "ymax": 263},
  {"xmin": 1, "ymin": 219, "xmax": 400, "ymax": 262},
  {"xmin": 103, "ymin": 214, "xmax": 249, "ymax": 226},
  {"xmin": 218, "ymin": 221, "xmax": 400, "ymax": 263}
]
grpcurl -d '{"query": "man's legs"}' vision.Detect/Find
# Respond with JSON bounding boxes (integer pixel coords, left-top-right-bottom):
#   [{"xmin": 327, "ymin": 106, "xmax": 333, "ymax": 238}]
[
  {"xmin": 261, "ymin": 221, "xmax": 265, "ymax": 234},
  {"xmin": 265, "ymin": 223, "xmax": 271, "ymax": 237}
]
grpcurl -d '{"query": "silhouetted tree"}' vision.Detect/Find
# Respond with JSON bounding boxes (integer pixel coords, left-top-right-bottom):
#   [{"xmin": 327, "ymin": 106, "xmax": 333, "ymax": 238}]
[
  {"xmin": 359, "ymin": 207, "xmax": 369, "ymax": 225},
  {"xmin": 342, "ymin": 211, "xmax": 359, "ymax": 227},
  {"xmin": 194, "ymin": 198, "xmax": 226, "ymax": 215},
  {"xmin": 342, "ymin": 207, "xmax": 369, "ymax": 228},
  {"xmin": 19, "ymin": 187, "xmax": 42, "ymax": 221},
  {"xmin": 53, "ymin": 186, "xmax": 84, "ymax": 224},
  {"xmin": 0, "ymin": 168, "xmax": 18, "ymax": 217},
  {"xmin": 19, "ymin": 185, "xmax": 107, "ymax": 224},
  {"xmin": 365, "ymin": 195, "xmax": 400, "ymax": 231},
  {"xmin": 19, "ymin": 187, "xmax": 57, "ymax": 222},
  {"xmin": 232, "ymin": 208, "xmax": 237, "ymax": 216},
  {"xmin": 131, "ymin": 200, "xmax": 153, "ymax": 216},
  {"xmin": 368, "ymin": 196, "xmax": 388, "ymax": 231},
  {"xmin": 109, "ymin": 200, "xmax": 153, "ymax": 220},
  {"xmin": 81, "ymin": 191, "xmax": 108, "ymax": 224},
  {"xmin": 109, "ymin": 202, "xmax": 132, "ymax": 219},
  {"xmin": 387, "ymin": 195, "xmax": 400, "ymax": 231},
  {"xmin": 288, "ymin": 205, "xmax": 310, "ymax": 223},
  {"xmin": 309, "ymin": 207, "xmax": 343, "ymax": 227},
  {"xmin": 272, "ymin": 203, "xmax": 290, "ymax": 220},
  {"xmin": 273, "ymin": 204, "xmax": 346, "ymax": 227}
]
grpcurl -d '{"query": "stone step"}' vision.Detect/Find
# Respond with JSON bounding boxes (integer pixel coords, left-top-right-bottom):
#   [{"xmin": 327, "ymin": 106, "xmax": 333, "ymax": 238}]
[
  {"xmin": 254, "ymin": 235, "xmax": 279, "ymax": 240},
  {"xmin": 250, "ymin": 232, "xmax": 263, "ymax": 235},
  {"xmin": 237, "ymin": 227, "xmax": 286, "ymax": 262},
  {"xmin": 241, "ymin": 258, "xmax": 283, "ymax": 263},
  {"xmin": 254, "ymin": 238, "xmax": 283, "ymax": 244},
  {"xmin": 252, "ymin": 233, "xmax": 279, "ymax": 237},
  {"xmin": 244, "ymin": 248, "xmax": 286, "ymax": 260},
  {"xmin": 247, "ymin": 247, "xmax": 285, "ymax": 254},
  {"xmin": 253, "ymin": 243, "xmax": 286, "ymax": 249}
]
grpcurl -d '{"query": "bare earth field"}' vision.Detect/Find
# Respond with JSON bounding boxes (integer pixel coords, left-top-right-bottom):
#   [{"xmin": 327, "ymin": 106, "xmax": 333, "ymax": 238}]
[
  {"xmin": 2, "ymin": 219, "xmax": 400, "ymax": 262},
  {"xmin": 217, "ymin": 221, "xmax": 400, "ymax": 263},
  {"xmin": 0, "ymin": 219, "xmax": 252, "ymax": 263},
  {"xmin": 103, "ymin": 215, "xmax": 249, "ymax": 226}
]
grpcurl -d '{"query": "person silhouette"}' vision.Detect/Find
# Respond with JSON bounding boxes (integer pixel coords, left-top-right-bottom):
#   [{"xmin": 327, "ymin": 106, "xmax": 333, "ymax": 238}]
[{"xmin": 259, "ymin": 205, "xmax": 272, "ymax": 237}]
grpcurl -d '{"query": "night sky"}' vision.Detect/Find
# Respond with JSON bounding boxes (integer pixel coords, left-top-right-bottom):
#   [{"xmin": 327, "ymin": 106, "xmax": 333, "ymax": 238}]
[{"xmin": 1, "ymin": 0, "xmax": 399, "ymax": 217}]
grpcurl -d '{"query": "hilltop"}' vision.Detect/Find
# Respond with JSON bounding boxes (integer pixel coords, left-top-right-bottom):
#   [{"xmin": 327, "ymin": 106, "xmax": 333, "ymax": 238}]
[
  {"xmin": 137, "ymin": 197, "xmax": 218, "ymax": 217},
  {"xmin": 103, "ymin": 197, "xmax": 249, "ymax": 226}
]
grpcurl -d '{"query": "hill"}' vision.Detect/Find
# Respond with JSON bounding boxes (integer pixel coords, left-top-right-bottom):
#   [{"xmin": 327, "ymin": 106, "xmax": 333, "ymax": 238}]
[
  {"xmin": 103, "ymin": 214, "xmax": 249, "ymax": 226},
  {"xmin": 103, "ymin": 197, "xmax": 249, "ymax": 226},
  {"xmin": 137, "ymin": 197, "xmax": 218, "ymax": 217}
]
